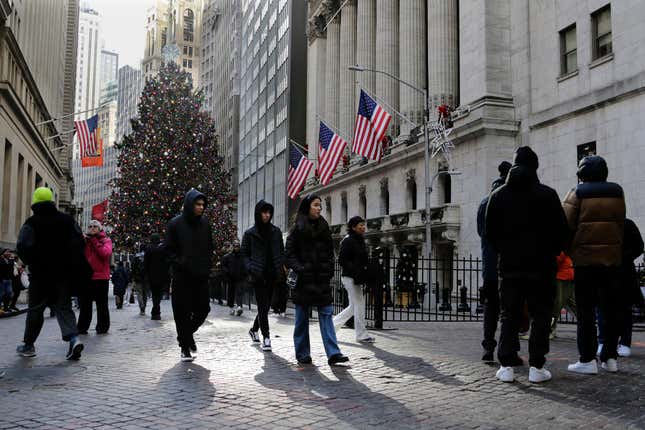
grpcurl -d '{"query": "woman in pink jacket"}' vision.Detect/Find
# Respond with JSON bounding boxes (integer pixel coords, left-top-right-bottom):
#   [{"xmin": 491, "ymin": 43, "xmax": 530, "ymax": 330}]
[{"xmin": 77, "ymin": 220, "xmax": 113, "ymax": 334}]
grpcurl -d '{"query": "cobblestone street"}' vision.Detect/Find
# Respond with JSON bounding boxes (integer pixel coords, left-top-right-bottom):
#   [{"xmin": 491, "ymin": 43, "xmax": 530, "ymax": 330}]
[{"xmin": 0, "ymin": 300, "xmax": 644, "ymax": 429}]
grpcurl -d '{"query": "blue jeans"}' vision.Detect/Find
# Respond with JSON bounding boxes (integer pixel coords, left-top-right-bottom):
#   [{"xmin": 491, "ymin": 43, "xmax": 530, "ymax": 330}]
[
  {"xmin": 1, "ymin": 279, "xmax": 12, "ymax": 307},
  {"xmin": 294, "ymin": 304, "xmax": 341, "ymax": 360}
]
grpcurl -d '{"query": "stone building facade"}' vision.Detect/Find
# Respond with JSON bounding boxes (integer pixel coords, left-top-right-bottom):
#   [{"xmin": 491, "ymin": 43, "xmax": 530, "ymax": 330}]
[
  {"xmin": 0, "ymin": 0, "xmax": 78, "ymax": 249},
  {"xmin": 304, "ymin": 0, "xmax": 645, "ymax": 268}
]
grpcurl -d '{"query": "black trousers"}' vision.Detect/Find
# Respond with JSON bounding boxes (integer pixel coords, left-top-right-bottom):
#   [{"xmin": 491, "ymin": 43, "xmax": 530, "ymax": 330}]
[
  {"xmin": 150, "ymin": 282, "xmax": 165, "ymax": 317},
  {"xmin": 271, "ymin": 282, "xmax": 288, "ymax": 314},
  {"xmin": 227, "ymin": 280, "xmax": 246, "ymax": 308},
  {"xmin": 481, "ymin": 278, "xmax": 500, "ymax": 352},
  {"xmin": 575, "ymin": 266, "xmax": 620, "ymax": 362},
  {"xmin": 171, "ymin": 272, "xmax": 210, "ymax": 348},
  {"xmin": 77, "ymin": 280, "xmax": 110, "ymax": 334},
  {"xmin": 251, "ymin": 279, "xmax": 274, "ymax": 338},
  {"xmin": 498, "ymin": 276, "xmax": 555, "ymax": 368},
  {"xmin": 24, "ymin": 279, "xmax": 78, "ymax": 344}
]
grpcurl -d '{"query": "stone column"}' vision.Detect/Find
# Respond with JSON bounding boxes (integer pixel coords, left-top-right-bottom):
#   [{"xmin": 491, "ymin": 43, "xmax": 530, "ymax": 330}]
[
  {"xmin": 376, "ymin": 0, "xmax": 399, "ymax": 137},
  {"xmin": 324, "ymin": 16, "xmax": 341, "ymax": 137},
  {"xmin": 306, "ymin": 14, "xmax": 327, "ymax": 167},
  {"xmin": 339, "ymin": 0, "xmax": 357, "ymax": 142},
  {"xmin": 427, "ymin": 0, "xmax": 459, "ymax": 112},
  {"xmin": 399, "ymin": 0, "xmax": 426, "ymax": 137},
  {"xmin": 356, "ymin": 0, "xmax": 376, "ymax": 94}
]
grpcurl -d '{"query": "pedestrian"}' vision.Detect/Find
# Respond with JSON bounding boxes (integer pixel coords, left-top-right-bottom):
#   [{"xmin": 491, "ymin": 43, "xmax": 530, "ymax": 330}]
[
  {"xmin": 221, "ymin": 239, "xmax": 247, "ymax": 316},
  {"xmin": 144, "ymin": 233, "xmax": 170, "ymax": 320},
  {"xmin": 485, "ymin": 147, "xmax": 568, "ymax": 383},
  {"xmin": 597, "ymin": 218, "xmax": 643, "ymax": 358},
  {"xmin": 270, "ymin": 273, "xmax": 289, "ymax": 317},
  {"xmin": 9, "ymin": 259, "xmax": 27, "ymax": 312},
  {"xmin": 164, "ymin": 188, "xmax": 214, "ymax": 362},
  {"xmin": 0, "ymin": 249, "xmax": 14, "ymax": 312},
  {"xmin": 286, "ymin": 194, "xmax": 349, "ymax": 366},
  {"xmin": 477, "ymin": 161, "xmax": 511, "ymax": 361},
  {"xmin": 15, "ymin": 187, "xmax": 89, "ymax": 360},
  {"xmin": 333, "ymin": 216, "xmax": 374, "ymax": 343},
  {"xmin": 130, "ymin": 249, "xmax": 147, "ymax": 315},
  {"xmin": 77, "ymin": 219, "xmax": 113, "ymax": 335},
  {"xmin": 550, "ymin": 252, "xmax": 576, "ymax": 339},
  {"xmin": 241, "ymin": 200, "xmax": 286, "ymax": 351},
  {"xmin": 111, "ymin": 261, "xmax": 129, "ymax": 309},
  {"xmin": 564, "ymin": 155, "xmax": 626, "ymax": 374}
]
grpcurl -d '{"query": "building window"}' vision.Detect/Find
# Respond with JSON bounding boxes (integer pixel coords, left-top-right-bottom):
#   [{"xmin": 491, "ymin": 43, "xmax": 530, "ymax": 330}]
[
  {"xmin": 358, "ymin": 186, "xmax": 367, "ymax": 220},
  {"xmin": 577, "ymin": 141, "xmax": 596, "ymax": 163},
  {"xmin": 592, "ymin": 5, "xmax": 612, "ymax": 60},
  {"xmin": 380, "ymin": 178, "xmax": 389, "ymax": 215},
  {"xmin": 161, "ymin": 28, "xmax": 167, "ymax": 48},
  {"xmin": 341, "ymin": 192, "xmax": 348, "ymax": 224},
  {"xmin": 183, "ymin": 59, "xmax": 187, "ymax": 67},
  {"xmin": 325, "ymin": 196, "xmax": 332, "ymax": 222},
  {"xmin": 406, "ymin": 171, "xmax": 417, "ymax": 211},
  {"xmin": 560, "ymin": 24, "xmax": 577, "ymax": 75},
  {"xmin": 183, "ymin": 9, "xmax": 194, "ymax": 42},
  {"xmin": 187, "ymin": 60, "xmax": 192, "ymax": 68}
]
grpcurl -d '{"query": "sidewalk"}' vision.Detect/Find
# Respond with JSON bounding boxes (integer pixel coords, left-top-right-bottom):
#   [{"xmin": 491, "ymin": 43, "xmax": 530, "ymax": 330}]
[{"xmin": 0, "ymin": 299, "xmax": 644, "ymax": 429}]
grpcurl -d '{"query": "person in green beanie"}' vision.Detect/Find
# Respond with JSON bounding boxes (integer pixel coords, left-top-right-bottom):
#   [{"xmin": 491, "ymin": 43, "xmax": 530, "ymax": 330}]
[{"xmin": 15, "ymin": 187, "xmax": 89, "ymax": 360}]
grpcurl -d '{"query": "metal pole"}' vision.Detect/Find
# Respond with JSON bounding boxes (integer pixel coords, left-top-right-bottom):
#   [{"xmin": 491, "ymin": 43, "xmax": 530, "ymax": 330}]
[{"xmin": 423, "ymin": 90, "xmax": 433, "ymax": 293}]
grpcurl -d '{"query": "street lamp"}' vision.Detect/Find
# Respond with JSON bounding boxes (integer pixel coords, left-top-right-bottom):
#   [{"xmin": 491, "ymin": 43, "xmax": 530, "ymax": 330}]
[{"xmin": 348, "ymin": 65, "xmax": 432, "ymax": 256}]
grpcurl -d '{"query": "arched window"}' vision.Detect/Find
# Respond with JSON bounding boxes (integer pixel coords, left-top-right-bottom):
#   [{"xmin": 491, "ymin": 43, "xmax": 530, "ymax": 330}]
[
  {"xmin": 358, "ymin": 185, "xmax": 367, "ymax": 219},
  {"xmin": 379, "ymin": 178, "xmax": 389, "ymax": 215},
  {"xmin": 151, "ymin": 29, "xmax": 155, "ymax": 55},
  {"xmin": 341, "ymin": 192, "xmax": 348, "ymax": 223},
  {"xmin": 161, "ymin": 28, "xmax": 167, "ymax": 48},
  {"xmin": 183, "ymin": 9, "xmax": 194, "ymax": 42},
  {"xmin": 406, "ymin": 170, "xmax": 417, "ymax": 211},
  {"xmin": 442, "ymin": 174, "xmax": 452, "ymax": 204}
]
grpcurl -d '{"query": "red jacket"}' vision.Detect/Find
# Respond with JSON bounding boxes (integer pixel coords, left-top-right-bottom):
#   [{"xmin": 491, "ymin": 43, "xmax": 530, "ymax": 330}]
[
  {"xmin": 556, "ymin": 252, "xmax": 574, "ymax": 281},
  {"xmin": 85, "ymin": 231, "xmax": 112, "ymax": 280}
]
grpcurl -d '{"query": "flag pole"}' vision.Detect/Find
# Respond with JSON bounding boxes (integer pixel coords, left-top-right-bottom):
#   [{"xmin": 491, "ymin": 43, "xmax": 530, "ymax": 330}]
[
  {"xmin": 359, "ymin": 87, "xmax": 418, "ymax": 127},
  {"xmin": 315, "ymin": 115, "xmax": 352, "ymax": 143}
]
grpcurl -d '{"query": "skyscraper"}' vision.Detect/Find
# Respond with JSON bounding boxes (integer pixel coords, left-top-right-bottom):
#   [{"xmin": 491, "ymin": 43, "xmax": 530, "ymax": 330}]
[
  {"xmin": 99, "ymin": 49, "xmax": 118, "ymax": 103},
  {"xmin": 75, "ymin": 6, "xmax": 102, "ymax": 117},
  {"xmin": 200, "ymin": 0, "xmax": 241, "ymax": 221},
  {"xmin": 236, "ymin": 0, "xmax": 307, "ymax": 234},
  {"xmin": 116, "ymin": 65, "xmax": 144, "ymax": 141}
]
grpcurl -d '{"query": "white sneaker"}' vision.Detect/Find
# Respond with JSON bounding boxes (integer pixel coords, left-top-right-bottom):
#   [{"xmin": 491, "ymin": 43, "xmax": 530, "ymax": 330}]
[
  {"xmin": 236, "ymin": 306, "xmax": 244, "ymax": 316},
  {"xmin": 567, "ymin": 360, "xmax": 598, "ymax": 375},
  {"xmin": 261, "ymin": 337, "xmax": 272, "ymax": 351},
  {"xmin": 495, "ymin": 366, "xmax": 514, "ymax": 382},
  {"xmin": 597, "ymin": 344, "xmax": 603, "ymax": 356},
  {"xmin": 229, "ymin": 308, "xmax": 236, "ymax": 315},
  {"xmin": 529, "ymin": 366, "xmax": 552, "ymax": 383},
  {"xmin": 617, "ymin": 345, "xmax": 631, "ymax": 357},
  {"xmin": 601, "ymin": 358, "xmax": 618, "ymax": 373}
]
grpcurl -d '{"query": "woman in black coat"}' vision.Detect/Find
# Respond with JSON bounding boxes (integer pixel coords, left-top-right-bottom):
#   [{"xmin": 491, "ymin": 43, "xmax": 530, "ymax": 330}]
[{"xmin": 285, "ymin": 194, "xmax": 348, "ymax": 366}]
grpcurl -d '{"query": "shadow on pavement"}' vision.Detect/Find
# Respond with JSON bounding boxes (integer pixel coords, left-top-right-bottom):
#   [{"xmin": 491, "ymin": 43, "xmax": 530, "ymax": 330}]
[
  {"xmin": 254, "ymin": 352, "xmax": 424, "ymax": 429},
  {"xmin": 156, "ymin": 361, "xmax": 216, "ymax": 412}
]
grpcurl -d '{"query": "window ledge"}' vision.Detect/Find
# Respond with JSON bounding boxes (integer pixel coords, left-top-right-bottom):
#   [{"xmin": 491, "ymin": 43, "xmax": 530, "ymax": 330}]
[
  {"xmin": 589, "ymin": 53, "xmax": 614, "ymax": 70},
  {"xmin": 557, "ymin": 69, "xmax": 579, "ymax": 83}
]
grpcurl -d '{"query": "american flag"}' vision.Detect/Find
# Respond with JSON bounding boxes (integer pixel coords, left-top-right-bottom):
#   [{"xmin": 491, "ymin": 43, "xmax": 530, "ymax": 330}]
[
  {"xmin": 74, "ymin": 114, "xmax": 101, "ymax": 157},
  {"xmin": 352, "ymin": 89, "xmax": 392, "ymax": 162},
  {"xmin": 287, "ymin": 145, "xmax": 313, "ymax": 200},
  {"xmin": 318, "ymin": 121, "xmax": 347, "ymax": 186}
]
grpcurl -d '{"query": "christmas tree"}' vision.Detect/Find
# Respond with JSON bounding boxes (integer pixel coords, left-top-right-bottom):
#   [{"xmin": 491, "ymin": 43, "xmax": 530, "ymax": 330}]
[{"xmin": 106, "ymin": 62, "xmax": 236, "ymax": 256}]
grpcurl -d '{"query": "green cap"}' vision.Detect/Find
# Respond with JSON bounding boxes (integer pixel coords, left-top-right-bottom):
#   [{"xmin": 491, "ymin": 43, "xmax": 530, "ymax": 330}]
[{"xmin": 32, "ymin": 187, "xmax": 53, "ymax": 205}]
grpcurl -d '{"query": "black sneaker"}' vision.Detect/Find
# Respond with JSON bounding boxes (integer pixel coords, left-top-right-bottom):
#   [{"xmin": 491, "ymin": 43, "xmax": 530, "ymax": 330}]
[
  {"xmin": 297, "ymin": 356, "xmax": 312, "ymax": 364},
  {"xmin": 151, "ymin": 314, "xmax": 161, "ymax": 321},
  {"xmin": 66, "ymin": 338, "xmax": 84, "ymax": 360},
  {"xmin": 328, "ymin": 354, "xmax": 349, "ymax": 366},
  {"xmin": 16, "ymin": 343, "xmax": 36, "ymax": 358},
  {"xmin": 482, "ymin": 350, "xmax": 495, "ymax": 362},
  {"xmin": 249, "ymin": 329, "xmax": 260, "ymax": 343},
  {"xmin": 180, "ymin": 347, "xmax": 194, "ymax": 362}
]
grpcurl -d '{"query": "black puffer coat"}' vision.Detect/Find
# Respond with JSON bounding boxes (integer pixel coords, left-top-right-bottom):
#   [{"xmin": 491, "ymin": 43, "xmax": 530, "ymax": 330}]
[
  {"xmin": 338, "ymin": 231, "xmax": 369, "ymax": 284},
  {"xmin": 621, "ymin": 218, "xmax": 644, "ymax": 306},
  {"xmin": 485, "ymin": 147, "xmax": 568, "ymax": 278},
  {"xmin": 241, "ymin": 200, "xmax": 285, "ymax": 283},
  {"xmin": 285, "ymin": 197, "xmax": 335, "ymax": 306},
  {"xmin": 164, "ymin": 189, "xmax": 214, "ymax": 279},
  {"xmin": 221, "ymin": 250, "xmax": 247, "ymax": 283},
  {"xmin": 144, "ymin": 240, "xmax": 170, "ymax": 285}
]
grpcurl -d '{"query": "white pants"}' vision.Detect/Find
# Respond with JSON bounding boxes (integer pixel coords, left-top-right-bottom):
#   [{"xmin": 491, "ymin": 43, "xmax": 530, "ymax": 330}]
[{"xmin": 333, "ymin": 277, "xmax": 369, "ymax": 341}]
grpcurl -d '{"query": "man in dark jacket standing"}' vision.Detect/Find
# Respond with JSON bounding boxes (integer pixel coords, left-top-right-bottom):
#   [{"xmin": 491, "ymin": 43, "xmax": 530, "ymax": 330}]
[
  {"xmin": 486, "ymin": 147, "xmax": 568, "ymax": 383},
  {"xmin": 144, "ymin": 233, "xmax": 170, "ymax": 320},
  {"xmin": 241, "ymin": 200, "xmax": 285, "ymax": 351},
  {"xmin": 477, "ymin": 161, "xmax": 511, "ymax": 361},
  {"xmin": 564, "ymin": 156, "xmax": 626, "ymax": 374},
  {"xmin": 15, "ymin": 187, "xmax": 87, "ymax": 360},
  {"xmin": 221, "ymin": 240, "xmax": 247, "ymax": 316},
  {"xmin": 165, "ymin": 189, "xmax": 214, "ymax": 362}
]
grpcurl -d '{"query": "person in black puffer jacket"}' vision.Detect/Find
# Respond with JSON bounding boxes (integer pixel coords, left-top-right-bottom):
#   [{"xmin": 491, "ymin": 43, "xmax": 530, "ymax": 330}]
[
  {"xmin": 221, "ymin": 239, "xmax": 247, "ymax": 316},
  {"xmin": 333, "ymin": 216, "xmax": 373, "ymax": 343},
  {"xmin": 144, "ymin": 233, "xmax": 170, "ymax": 320},
  {"xmin": 164, "ymin": 188, "xmax": 214, "ymax": 362},
  {"xmin": 485, "ymin": 146, "xmax": 568, "ymax": 383},
  {"xmin": 286, "ymin": 194, "xmax": 348, "ymax": 366},
  {"xmin": 241, "ymin": 200, "xmax": 285, "ymax": 350}
]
